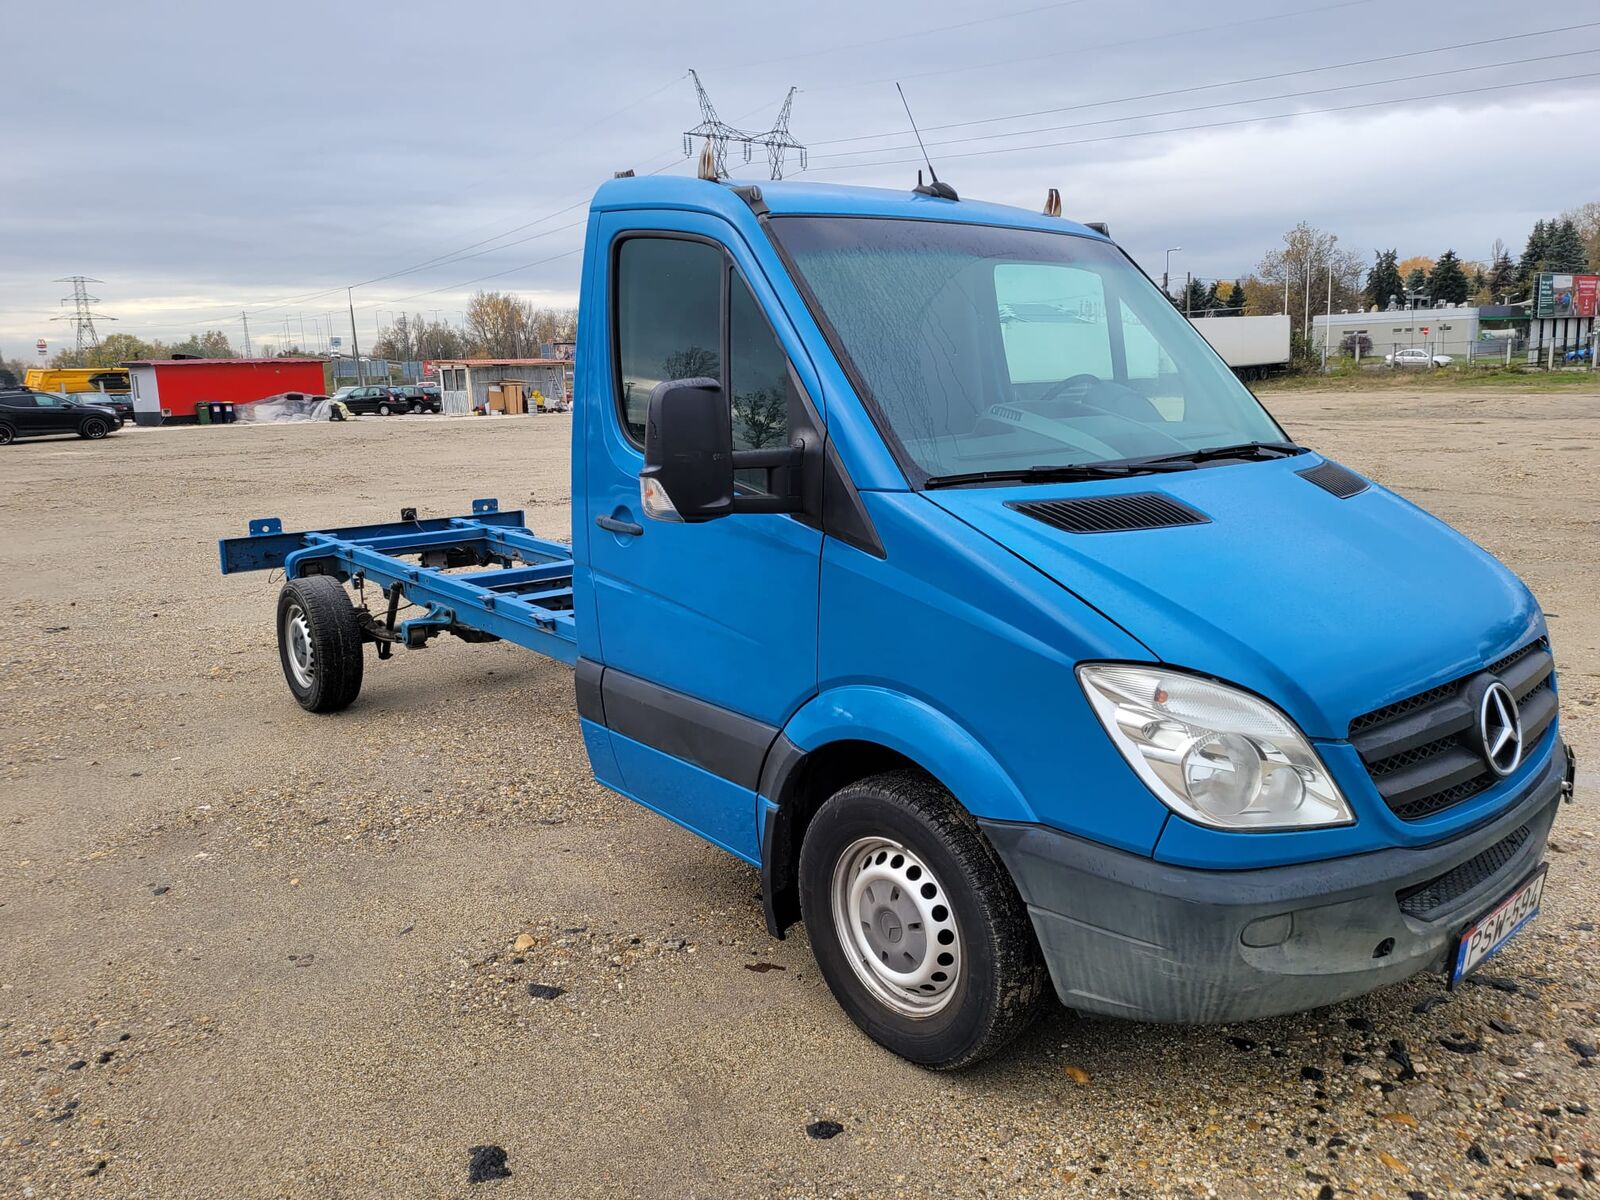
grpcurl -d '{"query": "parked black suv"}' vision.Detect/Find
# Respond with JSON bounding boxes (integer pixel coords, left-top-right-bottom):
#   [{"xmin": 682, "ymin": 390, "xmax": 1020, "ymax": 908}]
[{"xmin": 0, "ymin": 389, "xmax": 123, "ymax": 444}]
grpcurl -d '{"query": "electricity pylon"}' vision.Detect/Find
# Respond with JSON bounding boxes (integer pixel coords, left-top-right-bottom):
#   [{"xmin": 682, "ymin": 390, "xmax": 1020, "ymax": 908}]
[{"xmin": 682, "ymin": 72, "xmax": 806, "ymax": 181}]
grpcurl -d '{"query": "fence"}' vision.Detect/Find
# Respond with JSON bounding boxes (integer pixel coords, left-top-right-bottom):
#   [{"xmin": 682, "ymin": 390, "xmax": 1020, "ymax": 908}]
[{"xmin": 328, "ymin": 357, "xmax": 426, "ymax": 384}]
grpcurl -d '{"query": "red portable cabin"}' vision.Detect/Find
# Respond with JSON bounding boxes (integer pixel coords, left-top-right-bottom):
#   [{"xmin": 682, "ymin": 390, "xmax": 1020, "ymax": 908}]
[{"xmin": 122, "ymin": 358, "xmax": 328, "ymax": 425}]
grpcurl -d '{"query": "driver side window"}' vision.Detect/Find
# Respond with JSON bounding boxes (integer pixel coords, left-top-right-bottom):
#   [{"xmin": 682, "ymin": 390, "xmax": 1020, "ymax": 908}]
[{"xmin": 995, "ymin": 263, "xmax": 1111, "ymax": 384}]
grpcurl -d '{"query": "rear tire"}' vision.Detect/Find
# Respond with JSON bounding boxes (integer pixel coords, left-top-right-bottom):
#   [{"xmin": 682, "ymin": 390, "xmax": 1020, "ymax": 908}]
[
  {"xmin": 0, "ymin": 423, "xmax": 14, "ymax": 445},
  {"xmin": 79, "ymin": 417, "xmax": 109, "ymax": 439},
  {"xmin": 276, "ymin": 576, "xmax": 364, "ymax": 712},
  {"xmin": 410, "ymin": 402, "xmax": 424, "ymax": 414},
  {"xmin": 799, "ymin": 770, "xmax": 1048, "ymax": 1069},
  {"xmin": 377, "ymin": 403, "xmax": 392, "ymax": 416}
]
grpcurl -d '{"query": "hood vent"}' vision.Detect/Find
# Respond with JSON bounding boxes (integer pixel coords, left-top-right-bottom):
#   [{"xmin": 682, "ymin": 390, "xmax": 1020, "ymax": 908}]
[
  {"xmin": 1007, "ymin": 493, "xmax": 1209, "ymax": 534},
  {"xmin": 1297, "ymin": 461, "xmax": 1368, "ymax": 499}
]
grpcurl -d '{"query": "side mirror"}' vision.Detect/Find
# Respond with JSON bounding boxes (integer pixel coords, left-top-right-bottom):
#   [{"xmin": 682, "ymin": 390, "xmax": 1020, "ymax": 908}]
[{"xmin": 640, "ymin": 378, "xmax": 734, "ymax": 522}]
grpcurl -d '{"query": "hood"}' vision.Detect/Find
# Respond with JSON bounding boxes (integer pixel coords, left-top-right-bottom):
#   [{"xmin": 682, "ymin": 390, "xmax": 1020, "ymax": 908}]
[{"xmin": 925, "ymin": 454, "xmax": 1542, "ymax": 738}]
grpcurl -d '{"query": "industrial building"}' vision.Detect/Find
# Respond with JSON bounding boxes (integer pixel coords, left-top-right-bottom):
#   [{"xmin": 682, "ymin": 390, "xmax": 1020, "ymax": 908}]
[
  {"xmin": 1311, "ymin": 273, "xmax": 1597, "ymax": 365},
  {"xmin": 122, "ymin": 357, "xmax": 328, "ymax": 425}
]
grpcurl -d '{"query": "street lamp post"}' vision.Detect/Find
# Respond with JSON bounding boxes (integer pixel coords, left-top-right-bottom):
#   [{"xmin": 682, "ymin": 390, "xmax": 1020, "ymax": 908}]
[{"xmin": 1163, "ymin": 247, "xmax": 1183, "ymax": 300}]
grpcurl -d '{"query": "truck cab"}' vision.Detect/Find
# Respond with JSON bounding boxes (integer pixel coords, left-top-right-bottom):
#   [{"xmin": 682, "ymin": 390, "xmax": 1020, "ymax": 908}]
[{"xmin": 569, "ymin": 176, "xmax": 1570, "ymax": 1066}]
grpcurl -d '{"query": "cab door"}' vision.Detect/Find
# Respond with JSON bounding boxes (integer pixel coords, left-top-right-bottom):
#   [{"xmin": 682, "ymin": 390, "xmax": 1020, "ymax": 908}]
[{"xmin": 581, "ymin": 211, "xmax": 822, "ymax": 862}]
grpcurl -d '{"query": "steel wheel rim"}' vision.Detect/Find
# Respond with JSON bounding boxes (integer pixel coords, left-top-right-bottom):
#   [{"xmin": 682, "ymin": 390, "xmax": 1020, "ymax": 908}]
[
  {"xmin": 831, "ymin": 836, "xmax": 963, "ymax": 1018},
  {"xmin": 283, "ymin": 603, "xmax": 315, "ymax": 688}
]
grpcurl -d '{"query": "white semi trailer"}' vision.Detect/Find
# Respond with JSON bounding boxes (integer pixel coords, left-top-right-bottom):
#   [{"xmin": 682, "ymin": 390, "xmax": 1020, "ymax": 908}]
[{"xmin": 1189, "ymin": 314, "xmax": 1292, "ymax": 379}]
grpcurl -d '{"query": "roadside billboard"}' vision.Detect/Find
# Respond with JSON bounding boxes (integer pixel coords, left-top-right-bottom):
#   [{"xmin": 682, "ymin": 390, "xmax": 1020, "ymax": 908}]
[
  {"xmin": 1534, "ymin": 272, "xmax": 1597, "ymax": 318},
  {"xmin": 1577, "ymin": 275, "xmax": 1599, "ymax": 319}
]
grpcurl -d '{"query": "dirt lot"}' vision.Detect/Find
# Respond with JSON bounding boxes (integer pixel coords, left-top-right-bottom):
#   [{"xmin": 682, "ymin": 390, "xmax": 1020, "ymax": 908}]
[{"xmin": 3, "ymin": 384, "xmax": 1599, "ymax": 1199}]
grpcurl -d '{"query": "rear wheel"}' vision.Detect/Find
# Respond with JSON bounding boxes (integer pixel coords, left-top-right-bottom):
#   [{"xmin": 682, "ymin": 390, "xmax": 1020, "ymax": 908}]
[
  {"xmin": 377, "ymin": 402, "xmax": 393, "ymax": 415},
  {"xmin": 276, "ymin": 576, "xmax": 364, "ymax": 712},
  {"xmin": 799, "ymin": 770, "xmax": 1048, "ymax": 1069},
  {"xmin": 410, "ymin": 402, "xmax": 424, "ymax": 414},
  {"xmin": 79, "ymin": 417, "xmax": 109, "ymax": 439},
  {"xmin": 0, "ymin": 423, "xmax": 14, "ymax": 445}
]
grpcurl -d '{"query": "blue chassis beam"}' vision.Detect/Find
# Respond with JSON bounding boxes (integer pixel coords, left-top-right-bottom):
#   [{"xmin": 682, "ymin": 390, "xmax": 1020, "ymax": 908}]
[{"xmin": 218, "ymin": 499, "xmax": 577, "ymax": 665}]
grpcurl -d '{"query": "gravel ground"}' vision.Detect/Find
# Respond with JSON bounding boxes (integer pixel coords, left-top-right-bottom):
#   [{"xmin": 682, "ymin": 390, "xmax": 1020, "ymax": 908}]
[{"xmin": 2, "ymin": 387, "xmax": 1598, "ymax": 1200}]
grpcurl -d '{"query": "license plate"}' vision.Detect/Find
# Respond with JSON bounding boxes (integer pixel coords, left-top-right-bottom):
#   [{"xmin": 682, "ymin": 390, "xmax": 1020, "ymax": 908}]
[{"xmin": 1450, "ymin": 865, "xmax": 1547, "ymax": 986}]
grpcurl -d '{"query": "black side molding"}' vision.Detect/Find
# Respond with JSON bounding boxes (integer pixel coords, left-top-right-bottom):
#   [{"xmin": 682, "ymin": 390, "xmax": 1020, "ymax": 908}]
[
  {"xmin": 600, "ymin": 668, "xmax": 778, "ymax": 792},
  {"xmin": 575, "ymin": 657, "xmax": 606, "ymax": 723}
]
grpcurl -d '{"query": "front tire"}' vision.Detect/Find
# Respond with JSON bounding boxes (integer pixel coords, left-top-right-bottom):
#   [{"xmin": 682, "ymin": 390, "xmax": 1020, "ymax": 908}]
[
  {"xmin": 276, "ymin": 576, "xmax": 364, "ymax": 712},
  {"xmin": 79, "ymin": 417, "xmax": 109, "ymax": 439},
  {"xmin": 799, "ymin": 770, "xmax": 1048, "ymax": 1069},
  {"xmin": 0, "ymin": 423, "xmax": 14, "ymax": 445}
]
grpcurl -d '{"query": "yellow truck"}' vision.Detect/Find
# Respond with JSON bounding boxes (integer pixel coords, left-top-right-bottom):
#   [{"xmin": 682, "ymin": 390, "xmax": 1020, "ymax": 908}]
[{"xmin": 24, "ymin": 367, "xmax": 131, "ymax": 395}]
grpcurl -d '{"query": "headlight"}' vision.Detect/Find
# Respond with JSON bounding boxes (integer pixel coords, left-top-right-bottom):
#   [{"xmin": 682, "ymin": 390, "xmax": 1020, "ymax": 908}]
[{"xmin": 1077, "ymin": 664, "xmax": 1353, "ymax": 831}]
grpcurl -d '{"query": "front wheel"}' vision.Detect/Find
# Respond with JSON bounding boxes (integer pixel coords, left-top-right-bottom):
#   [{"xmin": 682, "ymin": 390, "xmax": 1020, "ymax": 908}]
[
  {"xmin": 799, "ymin": 770, "xmax": 1048, "ymax": 1069},
  {"xmin": 0, "ymin": 423, "xmax": 14, "ymax": 445},
  {"xmin": 276, "ymin": 576, "xmax": 364, "ymax": 712},
  {"xmin": 79, "ymin": 417, "xmax": 110, "ymax": 439}
]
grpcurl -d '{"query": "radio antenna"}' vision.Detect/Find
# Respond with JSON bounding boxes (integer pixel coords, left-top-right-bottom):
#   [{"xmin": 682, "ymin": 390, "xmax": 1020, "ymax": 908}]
[{"xmin": 896, "ymin": 83, "xmax": 957, "ymax": 201}]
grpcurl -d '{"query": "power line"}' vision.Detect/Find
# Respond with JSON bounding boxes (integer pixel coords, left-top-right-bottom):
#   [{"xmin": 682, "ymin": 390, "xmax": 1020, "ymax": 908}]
[
  {"xmin": 807, "ymin": 45, "xmax": 1599, "ymax": 162},
  {"xmin": 352, "ymin": 155, "xmax": 692, "ymax": 315},
  {"xmin": 804, "ymin": 0, "xmax": 1376, "ymax": 93},
  {"xmin": 799, "ymin": 68, "xmax": 1600, "ymax": 173},
  {"xmin": 731, "ymin": 0, "xmax": 1091, "ymax": 71},
  {"xmin": 808, "ymin": 19, "xmax": 1600, "ymax": 148}
]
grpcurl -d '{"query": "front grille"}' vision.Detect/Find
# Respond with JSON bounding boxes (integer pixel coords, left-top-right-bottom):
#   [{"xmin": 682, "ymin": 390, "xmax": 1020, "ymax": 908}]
[
  {"xmin": 1350, "ymin": 638, "xmax": 1557, "ymax": 822},
  {"xmin": 1397, "ymin": 824, "xmax": 1530, "ymax": 919}
]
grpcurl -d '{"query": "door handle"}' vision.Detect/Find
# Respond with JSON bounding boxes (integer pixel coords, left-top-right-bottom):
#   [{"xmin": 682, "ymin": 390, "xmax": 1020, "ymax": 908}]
[{"xmin": 595, "ymin": 514, "xmax": 644, "ymax": 537}]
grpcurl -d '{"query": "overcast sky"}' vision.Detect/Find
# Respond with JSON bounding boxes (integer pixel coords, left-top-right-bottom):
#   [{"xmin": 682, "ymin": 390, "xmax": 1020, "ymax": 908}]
[{"xmin": 5, "ymin": 0, "xmax": 1597, "ymax": 355}]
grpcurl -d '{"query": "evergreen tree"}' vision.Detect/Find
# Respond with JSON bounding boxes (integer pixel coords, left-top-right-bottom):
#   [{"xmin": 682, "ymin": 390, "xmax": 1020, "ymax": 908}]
[
  {"xmin": 1364, "ymin": 249, "xmax": 1404, "ymax": 311},
  {"xmin": 1181, "ymin": 277, "xmax": 1211, "ymax": 314},
  {"xmin": 1485, "ymin": 249, "xmax": 1516, "ymax": 300},
  {"xmin": 1222, "ymin": 278, "xmax": 1247, "ymax": 316},
  {"xmin": 1518, "ymin": 219, "xmax": 1549, "ymax": 285},
  {"xmin": 1430, "ymin": 249, "xmax": 1470, "ymax": 305},
  {"xmin": 1546, "ymin": 219, "xmax": 1587, "ymax": 272},
  {"xmin": 1404, "ymin": 266, "xmax": 1430, "ymax": 301}
]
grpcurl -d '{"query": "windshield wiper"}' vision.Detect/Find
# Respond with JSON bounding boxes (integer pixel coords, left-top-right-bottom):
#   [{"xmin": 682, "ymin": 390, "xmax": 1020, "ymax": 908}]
[
  {"xmin": 1131, "ymin": 440, "xmax": 1305, "ymax": 467},
  {"xmin": 924, "ymin": 460, "xmax": 1196, "ymax": 489}
]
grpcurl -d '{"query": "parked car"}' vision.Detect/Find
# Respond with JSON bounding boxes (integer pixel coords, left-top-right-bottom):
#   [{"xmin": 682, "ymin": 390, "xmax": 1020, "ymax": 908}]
[
  {"xmin": 84, "ymin": 392, "xmax": 135, "ymax": 422},
  {"xmin": 393, "ymin": 385, "xmax": 441, "ymax": 414},
  {"xmin": 1385, "ymin": 347, "xmax": 1452, "ymax": 368},
  {"xmin": 329, "ymin": 385, "xmax": 407, "ymax": 415},
  {"xmin": 0, "ymin": 388, "xmax": 122, "ymax": 443}
]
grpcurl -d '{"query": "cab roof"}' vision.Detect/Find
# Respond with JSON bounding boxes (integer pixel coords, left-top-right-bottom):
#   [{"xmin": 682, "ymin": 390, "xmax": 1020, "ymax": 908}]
[{"xmin": 589, "ymin": 175, "xmax": 1109, "ymax": 242}]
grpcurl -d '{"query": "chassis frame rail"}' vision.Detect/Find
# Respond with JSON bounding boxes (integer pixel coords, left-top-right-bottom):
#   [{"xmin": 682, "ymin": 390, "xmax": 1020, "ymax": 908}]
[{"xmin": 218, "ymin": 498, "xmax": 577, "ymax": 664}]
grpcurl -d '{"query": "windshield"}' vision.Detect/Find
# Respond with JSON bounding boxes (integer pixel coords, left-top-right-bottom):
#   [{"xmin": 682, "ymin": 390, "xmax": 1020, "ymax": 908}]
[{"xmin": 770, "ymin": 216, "xmax": 1285, "ymax": 484}]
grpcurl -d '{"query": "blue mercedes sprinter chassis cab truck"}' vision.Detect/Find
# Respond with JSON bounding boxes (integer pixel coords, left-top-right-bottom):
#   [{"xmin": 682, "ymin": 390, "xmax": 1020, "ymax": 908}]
[{"xmin": 221, "ymin": 175, "xmax": 1577, "ymax": 1069}]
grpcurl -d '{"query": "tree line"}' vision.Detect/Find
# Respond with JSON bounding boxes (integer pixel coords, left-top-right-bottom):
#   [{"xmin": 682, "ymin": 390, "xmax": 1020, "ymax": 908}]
[
  {"xmin": 24, "ymin": 290, "xmax": 578, "ymax": 375},
  {"xmin": 369, "ymin": 293, "xmax": 576, "ymax": 362},
  {"xmin": 1210, "ymin": 202, "xmax": 1597, "ymax": 324}
]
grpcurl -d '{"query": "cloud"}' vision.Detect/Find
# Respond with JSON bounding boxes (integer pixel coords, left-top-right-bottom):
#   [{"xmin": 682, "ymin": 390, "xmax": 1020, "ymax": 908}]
[{"xmin": 4, "ymin": 0, "xmax": 1596, "ymax": 352}]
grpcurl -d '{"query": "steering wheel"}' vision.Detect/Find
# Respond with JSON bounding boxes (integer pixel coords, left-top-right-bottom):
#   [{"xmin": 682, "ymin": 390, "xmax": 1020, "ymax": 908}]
[{"xmin": 1026, "ymin": 373, "xmax": 1103, "ymax": 409}]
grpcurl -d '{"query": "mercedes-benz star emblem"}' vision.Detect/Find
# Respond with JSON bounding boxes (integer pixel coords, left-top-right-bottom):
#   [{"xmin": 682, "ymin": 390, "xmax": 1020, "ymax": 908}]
[{"xmin": 1479, "ymin": 681, "xmax": 1523, "ymax": 777}]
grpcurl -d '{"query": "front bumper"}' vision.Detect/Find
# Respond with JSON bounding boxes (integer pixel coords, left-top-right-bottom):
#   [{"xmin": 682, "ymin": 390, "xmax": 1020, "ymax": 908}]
[{"xmin": 979, "ymin": 743, "xmax": 1569, "ymax": 1024}]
